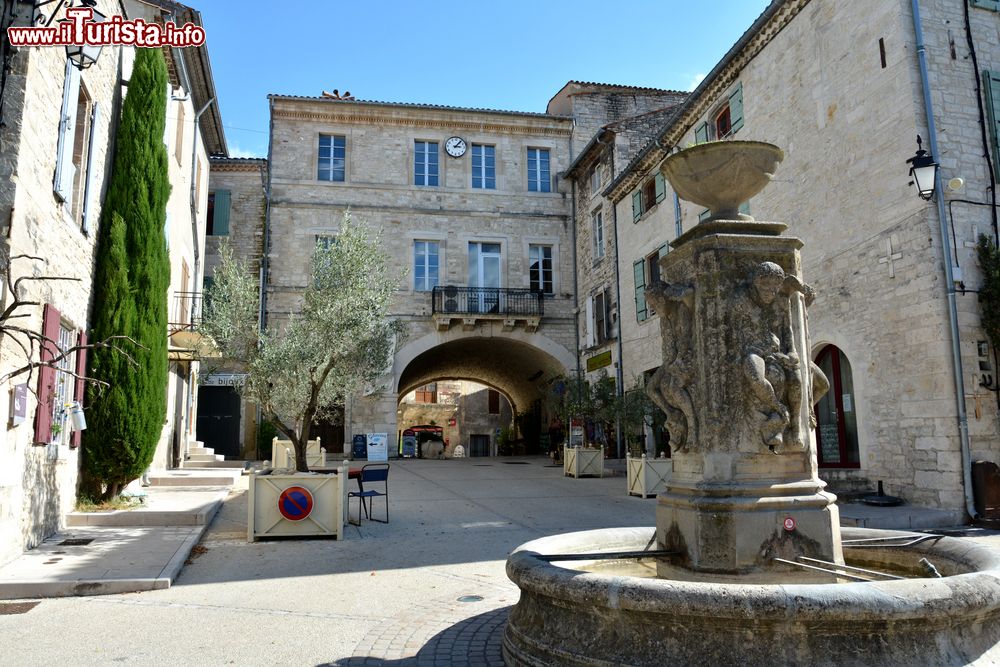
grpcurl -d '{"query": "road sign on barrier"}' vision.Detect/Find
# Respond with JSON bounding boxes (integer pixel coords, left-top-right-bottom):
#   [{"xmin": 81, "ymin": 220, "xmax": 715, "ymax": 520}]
[{"xmin": 278, "ymin": 485, "xmax": 314, "ymax": 521}]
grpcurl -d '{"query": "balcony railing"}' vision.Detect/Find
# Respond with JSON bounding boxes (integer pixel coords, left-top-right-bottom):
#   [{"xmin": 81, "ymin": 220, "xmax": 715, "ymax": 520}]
[
  {"xmin": 431, "ymin": 286, "xmax": 544, "ymax": 317},
  {"xmin": 169, "ymin": 291, "xmax": 203, "ymax": 331}
]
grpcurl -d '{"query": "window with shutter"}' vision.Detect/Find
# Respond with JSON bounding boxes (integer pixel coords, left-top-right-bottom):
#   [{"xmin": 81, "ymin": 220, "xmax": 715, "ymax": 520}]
[
  {"xmin": 633, "ymin": 260, "xmax": 647, "ymax": 322},
  {"xmin": 729, "ymin": 83, "xmax": 744, "ymax": 134},
  {"xmin": 71, "ymin": 331, "xmax": 87, "ymax": 447},
  {"xmin": 34, "ymin": 304, "xmax": 61, "ymax": 444},
  {"xmin": 654, "ymin": 173, "xmax": 666, "ymax": 204},
  {"xmin": 81, "ymin": 103, "xmax": 100, "ymax": 234},
  {"xmin": 694, "ymin": 122, "xmax": 709, "ymax": 144},
  {"xmin": 984, "ymin": 70, "xmax": 1000, "ymax": 181},
  {"xmin": 632, "ymin": 191, "xmax": 642, "ymax": 222},
  {"xmin": 54, "ymin": 60, "xmax": 81, "ymax": 203},
  {"xmin": 673, "ymin": 192, "xmax": 683, "ymax": 237},
  {"xmin": 585, "ymin": 296, "xmax": 595, "ymax": 347},
  {"xmin": 174, "ymin": 102, "xmax": 185, "ymax": 164},
  {"xmin": 209, "ymin": 190, "xmax": 231, "ymax": 236}
]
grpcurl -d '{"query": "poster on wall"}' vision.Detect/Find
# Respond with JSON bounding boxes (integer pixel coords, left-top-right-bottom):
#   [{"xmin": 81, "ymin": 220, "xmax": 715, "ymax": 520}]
[{"xmin": 366, "ymin": 433, "xmax": 389, "ymax": 461}]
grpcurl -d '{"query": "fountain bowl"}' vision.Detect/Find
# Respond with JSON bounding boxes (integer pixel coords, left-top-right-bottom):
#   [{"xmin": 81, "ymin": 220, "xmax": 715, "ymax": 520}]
[
  {"xmin": 660, "ymin": 140, "xmax": 784, "ymax": 223},
  {"xmin": 503, "ymin": 526, "xmax": 1000, "ymax": 667}
]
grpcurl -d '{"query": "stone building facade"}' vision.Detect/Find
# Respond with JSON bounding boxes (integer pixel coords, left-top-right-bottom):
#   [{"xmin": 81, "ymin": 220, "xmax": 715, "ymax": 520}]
[
  {"xmin": 263, "ymin": 96, "xmax": 579, "ymax": 452},
  {"xmin": 602, "ymin": 0, "xmax": 1000, "ymax": 516},
  {"xmin": 202, "ymin": 156, "xmax": 267, "ymax": 458},
  {"xmin": 0, "ymin": 0, "xmax": 126, "ymax": 566},
  {"xmin": 0, "ymin": 0, "xmax": 225, "ymax": 565}
]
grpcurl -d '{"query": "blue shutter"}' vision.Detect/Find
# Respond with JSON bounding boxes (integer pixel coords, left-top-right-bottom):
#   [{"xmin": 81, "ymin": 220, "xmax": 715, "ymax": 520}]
[
  {"xmin": 699, "ymin": 209, "xmax": 712, "ymax": 222},
  {"xmin": 971, "ymin": 0, "xmax": 1000, "ymax": 11},
  {"xmin": 632, "ymin": 191, "xmax": 642, "ymax": 222},
  {"xmin": 654, "ymin": 172, "xmax": 666, "ymax": 203},
  {"xmin": 729, "ymin": 83, "xmax": 744, "ymax": 134},
  {"xmin": 54, "ymin": 60, "xmax": 81, "ymax": 202},
  {"xmin": 694, "ymin": 122, "xmax": 709, "ymax": 144},
  {"xmin": 673, "ymin": 192, "xmax": 683, "ymax": 237},
  {"xmin": 738, "ymin": 201, "xmax": 751, "ymax": 216},
  {"xmin": 213, "ymin": 190, "xmax": 231, "ymax": 236},
  {"xmin": 658, "ymin": 243, "xmax": 669, "ymax": 259},
  {"xmin": 81, "ymin": 103, "xmax": 100, "ymax": 234},
  {"xmin": 633, "ymin": 260, "xmax": 647, "ymax": 322},
  {"xmin": 984, "ymin": 70, "xmax": 1000, "ymax": 181}
]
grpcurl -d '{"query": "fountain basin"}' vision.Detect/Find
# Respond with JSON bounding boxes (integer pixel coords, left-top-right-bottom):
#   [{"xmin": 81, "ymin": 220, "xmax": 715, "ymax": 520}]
[
  {"xmin": 503, "ymin": 527, "xmax": 1000, "ymax": 666},
  {"xmin": 660, "ymin": 140, "xmax": 783, "ymax": 222}
]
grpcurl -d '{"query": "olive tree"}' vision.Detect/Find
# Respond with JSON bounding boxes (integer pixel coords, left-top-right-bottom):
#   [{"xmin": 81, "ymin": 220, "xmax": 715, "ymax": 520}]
[{"xmin": 201, "ymin": 213, "xmax": 402, "ymax": 471}]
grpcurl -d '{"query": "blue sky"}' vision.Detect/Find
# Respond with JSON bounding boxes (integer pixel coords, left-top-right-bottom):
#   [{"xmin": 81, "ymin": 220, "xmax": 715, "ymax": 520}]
[{"xmin": 201, "ymin": 1, "xmax": 772, "ymax": 157}]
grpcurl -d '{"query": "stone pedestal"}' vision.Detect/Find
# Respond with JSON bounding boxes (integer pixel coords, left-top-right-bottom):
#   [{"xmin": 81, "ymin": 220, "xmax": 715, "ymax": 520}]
[{"xmin": 650, "ymin": 221, "xmax": 842, "ymax": 576}]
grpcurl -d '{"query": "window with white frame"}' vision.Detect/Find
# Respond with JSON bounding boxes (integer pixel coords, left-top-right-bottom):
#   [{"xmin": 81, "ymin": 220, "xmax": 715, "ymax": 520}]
[
  {"xmin": 50, "ymin": 323, "xmax": 76, "ymax": 443},
  {"xmin": 414, "ymin": 140, "xmax": 439, "ymax": 186},
  {"xmin": 529, "ymin": 244, "xmax": 553, "ymax": 294},
  {"xmin": 318, "ymin": 134, "xmax": 346, "ymax": 181},
  {"xmin": 472, "ymin": 144, "xmax": 496, "ymax": 189},
  {"xmin": 414, "ymin": 240, "xmax": 440, "ymax": 291},
  {"xmin": 527, "ymin": 148, "xmax": 550, "ymax": 192},
  {"xmin": 592, "ymin": 209, "xmax": 605, "ymax": 260}
]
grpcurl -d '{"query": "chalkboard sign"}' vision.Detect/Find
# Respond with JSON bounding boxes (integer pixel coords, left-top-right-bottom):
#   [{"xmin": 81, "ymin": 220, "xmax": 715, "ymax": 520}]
[
  {"xmin": 352, "ymin": 434, "xmax": 367, "ymax": 460},
  {"xmin": 818, "ymin": 424, "xmax": 840, "ymax": 463}
]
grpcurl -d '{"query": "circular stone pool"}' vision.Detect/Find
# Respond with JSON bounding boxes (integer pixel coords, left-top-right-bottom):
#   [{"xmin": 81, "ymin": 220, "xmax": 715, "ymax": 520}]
[{"xmin": 503, "ymin": 526, "xmax": 1000, "ymax": 667}]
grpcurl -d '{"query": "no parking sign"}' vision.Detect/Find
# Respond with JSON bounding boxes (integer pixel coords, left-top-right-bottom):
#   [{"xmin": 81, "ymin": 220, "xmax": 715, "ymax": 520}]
[{"xmin": 277, "ymin": 486, "xmax": 314, "ymax": 521}]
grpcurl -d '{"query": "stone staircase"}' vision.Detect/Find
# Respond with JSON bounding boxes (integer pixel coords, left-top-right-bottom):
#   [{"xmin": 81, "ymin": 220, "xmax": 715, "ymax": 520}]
[{"xmin": 181, "ymin": 442, "xmax": 248, "ymax": 470}]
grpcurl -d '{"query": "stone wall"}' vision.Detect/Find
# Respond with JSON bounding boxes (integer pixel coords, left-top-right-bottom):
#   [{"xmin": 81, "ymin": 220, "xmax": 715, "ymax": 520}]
[
  {"xmin": 0, "ymin": 0, "xmax": 124, "ymax": 566},
  {"xmin": 611, "ymin": 0, "xmax": 1000, "ymax": 511}
]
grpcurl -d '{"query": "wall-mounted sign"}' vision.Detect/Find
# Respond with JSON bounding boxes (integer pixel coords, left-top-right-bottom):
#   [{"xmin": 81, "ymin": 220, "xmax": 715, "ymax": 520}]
[
  {"xmin": 201, "ymin": 373, "xmax": 246, "ymax": 387},
  {"xmin": 586, "ymin": 350, "xmax": 613, "ymax": 373},
  {"xmin": 10, "ymin": 383, "xmax": 27, "ymax": 426}
]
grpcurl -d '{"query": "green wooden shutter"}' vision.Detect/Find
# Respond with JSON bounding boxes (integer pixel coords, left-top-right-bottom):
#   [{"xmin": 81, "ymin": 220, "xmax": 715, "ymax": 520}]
[
  {"xmin": 632, "ymin": 191, "xmax": 643, "ymax": 222},
  {"xmin": 739, "ymin": 201, "xmax": 751, "ymax": 216},
  {"xmin": 213, "ymin": 190, "xmax": 231, "ymax": 236},
  {"xmin": 984, "ymin": 71, "xmax": 1000, "ymax": 181},
  {"xmin": 729, "ymin": 83, "xmax": 744, "ymax": 134},
  {"xmin": 694, "ymin": 122, "xmax": 709, "ymax": 144},
  {"xmin": 699, "ymin": 209, "xmax": 712, "ymax": 222},
  {"xmin": 633, "ymin": 260, "xmax": 647, "ymax": 322},
  {"xmin": 971, "ymin": 0, "xmax": 1000, "ymax": 11},
  {"xmin": 658, "ymin": 243, "xmax": 669, "ymax": 259},
  {"xmin": 654, "ymin": 172, "xmax": 666, "ymax": 203}
]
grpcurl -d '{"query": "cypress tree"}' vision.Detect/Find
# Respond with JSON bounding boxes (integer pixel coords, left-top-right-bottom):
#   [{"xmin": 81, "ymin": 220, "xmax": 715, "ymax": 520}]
[{"xmin": 82, "ymin": 48, "xmax": 171, "ymax": 499}]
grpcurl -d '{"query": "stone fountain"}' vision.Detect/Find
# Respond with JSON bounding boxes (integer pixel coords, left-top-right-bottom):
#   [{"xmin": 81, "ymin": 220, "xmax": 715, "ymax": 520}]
[{"xmin": 503, "ymin": 141, "xmax": 1000, "ymax": 666}]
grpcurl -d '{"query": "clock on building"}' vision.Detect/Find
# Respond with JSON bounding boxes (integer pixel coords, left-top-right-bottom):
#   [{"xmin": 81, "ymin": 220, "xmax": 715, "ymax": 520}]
[{"xmin": 445, "ymin": 136, "xmax": 467, "ymax": 157}]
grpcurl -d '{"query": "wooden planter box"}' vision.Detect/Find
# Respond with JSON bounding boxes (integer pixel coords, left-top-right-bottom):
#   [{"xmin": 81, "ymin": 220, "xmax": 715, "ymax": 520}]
[
  {"xmin": 564, "ymin": 446, "xmax": 603, "ymax": 478},
  {"xmin": 272, "ymin": 438, "xmax": 324, "ymax": 469},
  {"xmin": 627, "ymin": 454, "xmax": 672, "ymax": 498},
  {"xmin": 248, "ymin": 463, "xmax": 347, "ymax": 541}
]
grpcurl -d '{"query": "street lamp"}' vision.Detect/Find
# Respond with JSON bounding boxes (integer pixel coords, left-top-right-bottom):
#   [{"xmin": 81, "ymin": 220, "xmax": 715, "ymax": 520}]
[
  {"xmin": 65, "ymin": 1, "xmax": 104, "ymax": 71},
  {"xmin": 907, "ymin": 134, "xmax": 939, "ymax": 201}
]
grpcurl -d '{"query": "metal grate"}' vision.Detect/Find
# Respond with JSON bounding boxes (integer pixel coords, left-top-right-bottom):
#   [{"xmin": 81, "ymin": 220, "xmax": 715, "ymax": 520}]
[{"xmin": 58, "ymin": 538, "xmax": 94, "ymax": 546}]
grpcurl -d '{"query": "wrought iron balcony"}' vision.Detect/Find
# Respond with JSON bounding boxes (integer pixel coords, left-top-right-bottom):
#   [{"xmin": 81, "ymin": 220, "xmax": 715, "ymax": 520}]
[
  {"xmin": 168, "ymin": 291, "xmax": 216, "ymax": 357},
  {"xmin": 169, "ymin": 291, "xmax": 203, "ymax": 331},
  {"xmin": 430, "ymin": 286, "xmax": 544, "ymax": 332}
]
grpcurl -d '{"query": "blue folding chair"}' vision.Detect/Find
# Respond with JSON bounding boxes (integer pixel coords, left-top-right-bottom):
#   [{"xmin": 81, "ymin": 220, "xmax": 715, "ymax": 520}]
[{"xmin": 349, "ymin": 463, "xmax": 389, "ymax": 525}]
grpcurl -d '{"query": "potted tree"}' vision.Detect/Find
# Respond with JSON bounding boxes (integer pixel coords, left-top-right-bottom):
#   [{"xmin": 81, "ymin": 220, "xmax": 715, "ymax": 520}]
[{"xmin": 200, "ymin": 213, "xmax": 402, "ymax": 540}]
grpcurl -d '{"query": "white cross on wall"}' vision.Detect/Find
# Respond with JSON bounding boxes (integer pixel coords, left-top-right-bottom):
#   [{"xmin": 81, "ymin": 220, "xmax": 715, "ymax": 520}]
[{"xmin": 878, "ymin": 236, "xmax": 903, "ymax": 278}]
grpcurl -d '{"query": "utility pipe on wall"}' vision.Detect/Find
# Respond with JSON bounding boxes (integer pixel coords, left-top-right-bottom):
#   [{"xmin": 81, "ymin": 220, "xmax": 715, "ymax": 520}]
[{"xmin": 911, "ymin": 0, "xmax": 977, "ymax": 520}]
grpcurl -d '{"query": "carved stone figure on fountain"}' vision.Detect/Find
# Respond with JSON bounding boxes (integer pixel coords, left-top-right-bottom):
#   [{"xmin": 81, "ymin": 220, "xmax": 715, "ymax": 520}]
[
  {"xmin": 732, "ymin": 261, "xmax": 827, "ymax": 453},
  {"xmin": 644, "ymin": 279, "xmax": 696, "ymax": 451}
]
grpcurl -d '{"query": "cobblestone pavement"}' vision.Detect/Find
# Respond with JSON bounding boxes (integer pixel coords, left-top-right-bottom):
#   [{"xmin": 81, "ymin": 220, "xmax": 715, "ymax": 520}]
[{"xmin": 333, "ymin": 598, "xmax": 510, "ymax": 666}]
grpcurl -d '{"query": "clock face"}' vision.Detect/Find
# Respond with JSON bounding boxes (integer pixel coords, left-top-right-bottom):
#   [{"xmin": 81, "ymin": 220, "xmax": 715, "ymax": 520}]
[{"xmin": 445, "ymin": 136, "xmax": 467, "ymax": 157}]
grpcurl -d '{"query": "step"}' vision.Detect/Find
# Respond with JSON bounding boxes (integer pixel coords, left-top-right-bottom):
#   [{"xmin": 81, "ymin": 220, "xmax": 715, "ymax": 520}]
[
  {"xmin": 65, "ymin": 489, "xmax": 228, "ymax": 527},
  {"xmin": 181, "ymin": 459, "xmax": 249, "ymax": 470},
  {"xmin": 147, "ymin": 470, "xmax": 241, "ymax": 487},
  {"xmin": 186, "ymin": 453, "xmax": 224, "ymax": 463},
  {"xmin": 188, "ymin": 446, "xmax": 215, "ymax": 456}
]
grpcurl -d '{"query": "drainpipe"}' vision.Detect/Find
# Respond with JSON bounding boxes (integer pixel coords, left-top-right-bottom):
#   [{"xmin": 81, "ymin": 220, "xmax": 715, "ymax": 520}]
[
  {"xmin": 569, "ymin": 129, "xmax": 582, "ymax": 378},
  {"xmin": 911, "ymin": 0, "xmax": 978, "ymax": 520}
]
